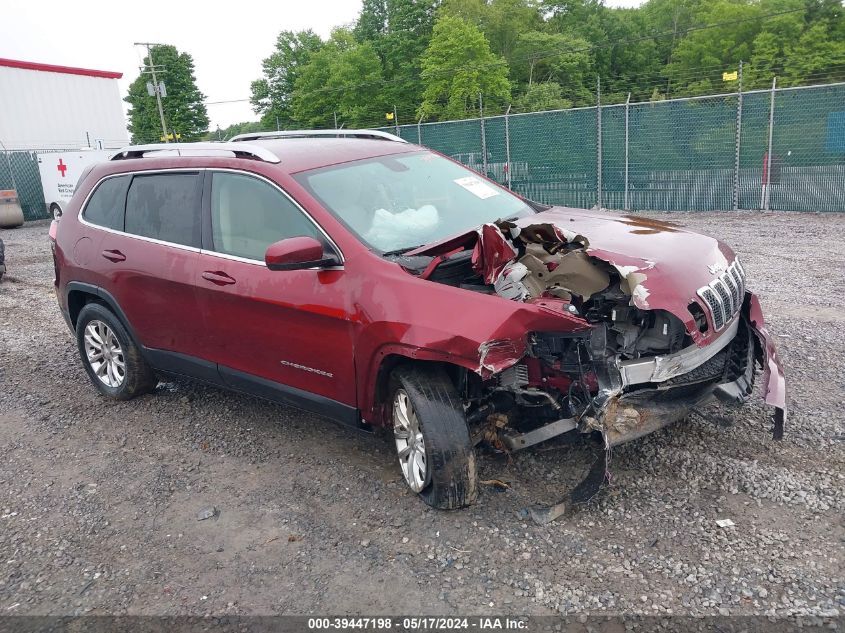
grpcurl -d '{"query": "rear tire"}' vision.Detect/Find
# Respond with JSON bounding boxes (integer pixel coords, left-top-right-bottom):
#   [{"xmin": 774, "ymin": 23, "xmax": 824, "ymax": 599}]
[
  {"xmin": 389, "ymin": 365, "xmax": 477, "ymax": 510},
  {"xmin": 75, "ymin": 303, "xmax": 157, "ymax": 400},
  {"xmin": 50, "ymin": 204, "xmax": 62, "ymax": 220}
]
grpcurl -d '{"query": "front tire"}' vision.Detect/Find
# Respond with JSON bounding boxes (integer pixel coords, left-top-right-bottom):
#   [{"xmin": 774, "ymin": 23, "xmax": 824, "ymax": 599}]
[
  {"xmin": 50, "ymin": 204, "xmax": 62, "ymax": 220},
  {"xmin": 75, "ymin": 303, "xmax": 157, "ymax": 400},
  {"xmin": 389, "ymin": 365, "xmax": 477, "ymax": 509}
]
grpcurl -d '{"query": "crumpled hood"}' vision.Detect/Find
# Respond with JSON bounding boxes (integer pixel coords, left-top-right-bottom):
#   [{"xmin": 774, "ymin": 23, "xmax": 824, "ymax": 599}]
[
  {"xmin": 516, "ymin": 207, "xmax": 738, "ymax": 344},
  {"xmin": 408, "ymin": 206, "xmax": 740, "ymax": 345}
]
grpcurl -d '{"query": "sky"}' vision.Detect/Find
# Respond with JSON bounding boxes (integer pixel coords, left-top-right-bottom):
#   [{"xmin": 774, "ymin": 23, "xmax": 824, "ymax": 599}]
[{"xmin": 2, "ymin": 0, "xmax": 644, "ymax": 130}]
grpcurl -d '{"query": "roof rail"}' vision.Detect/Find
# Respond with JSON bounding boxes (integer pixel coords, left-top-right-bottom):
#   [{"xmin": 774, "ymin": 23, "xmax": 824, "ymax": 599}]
[
  {"xmin": 228, "ymin": 129, "xmax": 408, "ymax": 143},
  {"xmin": 110, "ymin": 142, "xmax": 281, "ymax": 164}
]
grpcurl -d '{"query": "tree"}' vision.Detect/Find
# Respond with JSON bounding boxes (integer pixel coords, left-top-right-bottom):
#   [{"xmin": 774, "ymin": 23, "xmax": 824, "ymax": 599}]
[
  {"xmin": 512, "ymin": 31, "xmax": 594, "ymax": 103},
  {"xmin": 250, "ymin": 30, "xmax": 324, "ymax": 129},
  {"xmin": 418, "ymin": 15, "xmax": 511, "ymax": 119},
  {"xmin": 355, "ymin": 0, "xmax": 389, "ymax": 42},
  {"xmin": 292, "ymin": 29, "xmax": 387, "ymax": 128},
  {"xmin": 441, "ymin": 0, "xmax": 542, "ymax": 61},
  {"xmin": 664, "ymin": 0, "xmax": 764, "ymax": 96},
  {"xmin": 354, "ymin": 0, "xmax": 436, "ymax": 123},
  {"xmin": 203, "ymin": 121, "xmax": 265, "ymax": 141},
  {"xmin": 782, "ymin": 22, "xmax": 845, "ymax": 85},
  {"xmin": 125, "ymin": 45, "xmax": 208, "ymax": 143},
  {"xmin": 484, "ymin": 0, "xmax": 543, "ymax": 61},
  {"xmin": 515, "ymin": 81, "xmax": 572, "ymax": 111}
]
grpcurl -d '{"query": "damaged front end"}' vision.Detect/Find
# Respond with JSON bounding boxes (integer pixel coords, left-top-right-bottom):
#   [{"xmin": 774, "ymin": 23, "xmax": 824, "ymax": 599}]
[{"xmin": 395, "ymin": 212, "xmax": 787, "ymax": 507}]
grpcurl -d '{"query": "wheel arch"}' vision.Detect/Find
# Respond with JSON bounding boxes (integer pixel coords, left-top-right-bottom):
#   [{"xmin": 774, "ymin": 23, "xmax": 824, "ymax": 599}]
[
  {"xmin": 66, "ymin": 282, "xmax": 144, "ymax": 352},
  {"xmin": 366, "ymin": 349, "xmax": 476, "ymax": 427}
]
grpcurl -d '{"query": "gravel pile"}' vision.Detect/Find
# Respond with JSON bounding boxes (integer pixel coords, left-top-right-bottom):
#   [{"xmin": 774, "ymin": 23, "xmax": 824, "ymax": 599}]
[{"xmin": 0, "ymin": 213, "xmax": 842, "ymax": 617}]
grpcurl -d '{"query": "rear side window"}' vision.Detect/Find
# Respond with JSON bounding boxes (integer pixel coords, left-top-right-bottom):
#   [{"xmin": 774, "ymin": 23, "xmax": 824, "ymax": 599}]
[
  {"xmin": 125, "ymin": 173, "xmax": 201, "ymax": 247},
  {"xmin": 82, "ymin": 175, "xmax": 130, "ymax": 231},
  {"xmin": 210, "ymin": 172, "xmax": 321, "ymax": 261}
]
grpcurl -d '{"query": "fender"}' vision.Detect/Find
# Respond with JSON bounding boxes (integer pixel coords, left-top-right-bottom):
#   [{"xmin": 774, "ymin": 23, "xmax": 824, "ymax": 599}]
[
  {"xmin": 65, "ymin": 281, "xmax": 146, "ymax": 355},
  {"xmin": 357, "ymin": 340, "xmax": 486, "ymax": 427}
]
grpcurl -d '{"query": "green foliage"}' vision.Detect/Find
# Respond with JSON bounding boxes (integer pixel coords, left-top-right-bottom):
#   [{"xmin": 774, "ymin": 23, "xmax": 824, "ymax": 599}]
[
  {"xmin": 292, "ymin": 29, "xmax": 387, "ymax": 128},
  {"xmin": 418, "ymin": 15, "xmax": 511, "ymax": 119},
  {"xmin": 250, "ymin": 0, "xmax": 845, "ymax": 126},
  {"xmin": 370, "ymin": 0, "xmax": 437, "ymax": 121},
  {"xmin": 515, "ymin": 81, "xmax": 573, "ymax": 111},
  {"xmin": 125, "ymin": 45, "xmax": 209, "ymax": 143},
  {"xmin": 250, "ymin": 30, "xmax": 324, "ymax": 129},
  {"xmin": 203, "ymin": 121, "xmax": 265, "ymax": 141},
  {"xmin": 513, "ymin": 31, "xmax": 595, "ymax": 104}
]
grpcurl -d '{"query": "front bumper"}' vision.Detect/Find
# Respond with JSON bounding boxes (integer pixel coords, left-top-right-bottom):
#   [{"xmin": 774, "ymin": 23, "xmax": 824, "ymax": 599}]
[{"xmin": 587, "ymin": 291, "xmax": 786, "ymax": 447}]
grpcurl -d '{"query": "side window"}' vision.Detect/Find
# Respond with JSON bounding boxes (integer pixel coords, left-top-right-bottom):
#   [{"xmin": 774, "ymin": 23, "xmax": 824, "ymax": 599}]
[
  {"xmin": 125, "ymin": 173, "xmax": 201, "ymax": 247},
  {"xmin": 82, "ymin": 175, "xmax": 130, "ymax": 231},
  {"xmin": 210, "ymin": 172, "xmax": 321, "ymax": 261}
]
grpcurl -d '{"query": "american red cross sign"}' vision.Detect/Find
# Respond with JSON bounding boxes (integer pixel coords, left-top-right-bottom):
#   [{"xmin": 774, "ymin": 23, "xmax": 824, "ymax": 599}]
[{"xmin": 57, "ymin": 159, "xmax": 67, "ymax": 177}]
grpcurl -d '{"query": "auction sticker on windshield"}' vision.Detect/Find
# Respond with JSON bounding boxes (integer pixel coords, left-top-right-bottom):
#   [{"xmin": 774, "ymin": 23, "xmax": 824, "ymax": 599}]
[{"xmin": 454, "ymin": 176, "xmax": 499, "ymax": 199}]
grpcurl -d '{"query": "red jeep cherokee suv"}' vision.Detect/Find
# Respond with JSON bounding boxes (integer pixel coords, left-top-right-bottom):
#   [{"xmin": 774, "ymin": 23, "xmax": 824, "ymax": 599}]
[{"xmin": 51, "ymin": 130, "xmax": 786, "ymax": 510}]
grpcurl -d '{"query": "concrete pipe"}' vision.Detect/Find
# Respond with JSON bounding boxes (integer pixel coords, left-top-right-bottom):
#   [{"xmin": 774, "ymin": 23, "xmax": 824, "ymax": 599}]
[{"xmin": 0, "ymin": 190, "xmax": 25, "ymax": 228}]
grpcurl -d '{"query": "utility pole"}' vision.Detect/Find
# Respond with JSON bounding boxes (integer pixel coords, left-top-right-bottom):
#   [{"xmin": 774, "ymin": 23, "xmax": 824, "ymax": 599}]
[{"xmin": 135, "ymin": 42, "xmax": 169, "ymax": 142}]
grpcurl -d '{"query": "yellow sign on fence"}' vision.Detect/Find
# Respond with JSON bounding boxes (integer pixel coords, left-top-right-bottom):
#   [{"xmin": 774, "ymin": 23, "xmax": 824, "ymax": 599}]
[
  {"xmin": 722, "ymin": 71, "xmax": 738, "ymax": 81},
  {"xmin": 385, "ymin": 112, "xmax": 394, "ymax": 120}
]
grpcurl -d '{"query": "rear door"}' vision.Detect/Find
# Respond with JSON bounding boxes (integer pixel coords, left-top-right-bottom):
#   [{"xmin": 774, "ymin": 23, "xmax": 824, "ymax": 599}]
[
  {"xmin": 93, "ymin": 170, "xmax": 206, "ymax": 361},
  {"xmin": 194, "ymin": 170, "xmax": 357, "ymax": 413}
]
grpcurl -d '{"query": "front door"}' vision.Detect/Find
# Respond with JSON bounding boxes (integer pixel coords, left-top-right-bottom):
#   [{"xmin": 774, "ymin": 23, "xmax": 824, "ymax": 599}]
[{"xmin": 194, "ymin": 170, "xmax": 357, "ymax": 415}]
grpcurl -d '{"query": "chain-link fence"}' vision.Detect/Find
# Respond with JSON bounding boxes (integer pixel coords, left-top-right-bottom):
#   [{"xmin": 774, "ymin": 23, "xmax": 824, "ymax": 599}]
[
  {"xmin": 3, "ymin": 81, "xmax": 843, "ymax": 221},
  {"xmin": 383, "ymin": 81, "xmax": 845, "ymax": 212},
  {"xmin": 0, "ymin": 150, "xmax": 47, "ymax": 221}
]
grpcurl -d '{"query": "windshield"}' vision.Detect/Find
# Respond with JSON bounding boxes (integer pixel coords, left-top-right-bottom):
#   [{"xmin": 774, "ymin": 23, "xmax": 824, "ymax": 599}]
[{"xmin": 295, "ymin": 150, "xmax": 535, "ymax": 252}]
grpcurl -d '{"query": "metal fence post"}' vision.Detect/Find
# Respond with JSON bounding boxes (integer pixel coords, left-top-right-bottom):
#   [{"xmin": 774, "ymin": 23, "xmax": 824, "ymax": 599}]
[
  {"xmin": 504, "ymin": 104, "xmax": 512, "ymax": 190},
  {"xmin": 417, "ymin": 116, "xmax": 423, "ymax": 145},
  {"xmin": 624, "ymin": 93, "xmax": 630, "ymax": 211},
  {"xmin": 763, "ymin": 77, "xmax": 777, "ymax": 211},
  {"xmin": 393, "ymin": 105, "xmax": 400, "ymax": 136},
  {"xmin": 732, "ymin": 61, "xmax": 743, "ymax": 211},
  {"xmin": 596, "ymin": 76, "xmax": 602, "ymax": 209},
  {"xmin": 479, "ymin": 93, "xmax": 488, "ymax": 176}
]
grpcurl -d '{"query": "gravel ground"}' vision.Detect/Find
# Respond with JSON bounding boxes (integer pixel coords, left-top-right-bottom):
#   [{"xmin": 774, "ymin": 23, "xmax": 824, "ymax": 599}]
[{"xmin": 0, "ymin": 213, "xmax": 843, "ymax": 618}]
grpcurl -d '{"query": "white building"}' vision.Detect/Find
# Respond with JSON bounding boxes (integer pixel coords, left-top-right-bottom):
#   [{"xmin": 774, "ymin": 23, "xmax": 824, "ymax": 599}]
[{"xmin": 0, "ymin": 57, "xmax": 129, "ymax": 151}]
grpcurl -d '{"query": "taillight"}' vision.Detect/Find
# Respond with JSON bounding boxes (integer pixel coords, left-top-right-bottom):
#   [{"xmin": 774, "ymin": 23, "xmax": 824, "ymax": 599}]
[{"xmin": 49, "ymin": 219, "xmax": 59, "ymax": 241}]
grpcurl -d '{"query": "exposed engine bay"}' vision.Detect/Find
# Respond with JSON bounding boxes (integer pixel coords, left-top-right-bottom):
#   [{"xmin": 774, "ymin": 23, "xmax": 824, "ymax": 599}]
[{"xmin": 388, "ymin": 217, "xmax": 786, "ymax": 516}]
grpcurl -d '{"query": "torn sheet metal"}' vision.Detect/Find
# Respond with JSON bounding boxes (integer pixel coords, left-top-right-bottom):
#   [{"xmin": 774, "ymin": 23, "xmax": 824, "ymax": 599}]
[
  {"xmin": 471, "ymin": 223, "xmax": 518, "ymax": 284},
  {"xmin": 746, "ymin": 292, "xmax": 787, "ymax": 438},
  {"xmin": 471, "ymin": 220, "xmax": 611, "ymax": 304},
  {"xmin": 397, "ymin": 206, "xmax": 787, "ymax": 448}
]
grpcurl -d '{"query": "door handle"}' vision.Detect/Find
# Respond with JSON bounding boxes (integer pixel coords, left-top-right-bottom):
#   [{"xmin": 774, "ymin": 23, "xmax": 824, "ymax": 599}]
[
  {"xmin": 101, "ymin": 249, "xmax": 126, "ymax": 263},
  {"xmin": 201, "ymin": 270, "xmax": 237, "ymax": 286}
]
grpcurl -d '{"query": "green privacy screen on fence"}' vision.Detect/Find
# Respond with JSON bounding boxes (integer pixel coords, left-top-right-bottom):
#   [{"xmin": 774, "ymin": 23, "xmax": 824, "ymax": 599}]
[
  {"xmin": 383, "ymin": 82, "xmax": 845, "ymax": 212},
  {"xmin": 0, "ymin": 151, "xmax": 47, "ymax": 221},
  {"xmin": 3, "ymin": 82, "xmax": 843, "ymax": 220}
]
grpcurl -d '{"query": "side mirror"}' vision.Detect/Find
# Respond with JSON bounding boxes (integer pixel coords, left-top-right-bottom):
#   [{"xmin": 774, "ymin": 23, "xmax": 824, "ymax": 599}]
[{"xmin": 265, "ymin": 236, "xmax": 339, "ymax": 271}]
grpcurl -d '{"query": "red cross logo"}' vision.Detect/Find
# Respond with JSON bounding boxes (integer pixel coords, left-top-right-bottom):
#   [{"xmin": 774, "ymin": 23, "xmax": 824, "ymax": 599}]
[{"xmin": 57, "ymin": 159, "xmax": 67, "ymax": 177}]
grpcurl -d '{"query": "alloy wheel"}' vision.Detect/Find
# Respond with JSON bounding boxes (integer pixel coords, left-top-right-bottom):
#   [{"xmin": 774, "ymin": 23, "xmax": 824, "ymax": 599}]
[
  {"xmin": 393, "ymin": 389, "xmax": 428, "ymax": 492},
  {"xmin": 83, "ymin": 320, "xmax": 125, "ymax": 388}
]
